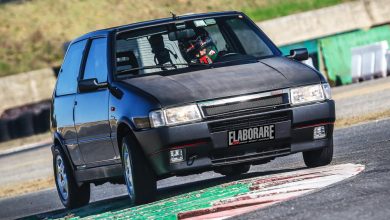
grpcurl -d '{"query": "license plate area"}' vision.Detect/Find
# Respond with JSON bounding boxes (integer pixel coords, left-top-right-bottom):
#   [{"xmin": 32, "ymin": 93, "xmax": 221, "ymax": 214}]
[{"xmin": 228, "ymin": 124, "xmax": 275, "ymax": 146}]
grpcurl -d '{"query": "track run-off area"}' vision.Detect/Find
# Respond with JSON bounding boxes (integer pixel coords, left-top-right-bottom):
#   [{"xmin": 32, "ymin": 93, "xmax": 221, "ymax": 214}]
[{"xmin": 46, "ymin": 164, "xmax": 365, "ymax": 220}]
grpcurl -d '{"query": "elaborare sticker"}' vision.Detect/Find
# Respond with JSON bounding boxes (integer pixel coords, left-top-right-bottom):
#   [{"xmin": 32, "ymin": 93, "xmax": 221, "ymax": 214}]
[{"xmin": 228, "ymin": 124, "xmax": 275, "ymax": 146}]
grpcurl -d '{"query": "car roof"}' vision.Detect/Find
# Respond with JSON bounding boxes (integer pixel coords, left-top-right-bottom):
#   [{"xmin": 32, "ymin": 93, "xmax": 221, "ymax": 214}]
[{"xmin": 71, "ymin": 11, "xmax": 243, "ymax": 43}]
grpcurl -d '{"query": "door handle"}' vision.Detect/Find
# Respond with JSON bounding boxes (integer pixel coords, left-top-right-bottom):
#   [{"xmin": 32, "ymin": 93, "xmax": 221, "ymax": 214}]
[{"xmin": 74, "ymin": 101, "xmax": 78, "ymax": 105}]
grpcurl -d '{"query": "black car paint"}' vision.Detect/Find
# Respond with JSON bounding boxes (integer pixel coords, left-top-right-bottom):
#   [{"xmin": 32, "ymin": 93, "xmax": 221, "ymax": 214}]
[
  {"xmin": 51, "ymin": 11, "xmax": 335, "ymax": 184},
  {"xmin": 122, "ymin": 57, "xmax": 322, "ymax": 107}
]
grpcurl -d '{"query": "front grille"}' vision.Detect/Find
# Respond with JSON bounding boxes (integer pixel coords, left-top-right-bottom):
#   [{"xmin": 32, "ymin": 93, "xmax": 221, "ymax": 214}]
[
  {"xmin": 200, "ymin": 93, "xmax": 289, "ymax": 118},
  {"xmin": 208, "ymin": 111, "xmax": 290, "ymax": 133}
]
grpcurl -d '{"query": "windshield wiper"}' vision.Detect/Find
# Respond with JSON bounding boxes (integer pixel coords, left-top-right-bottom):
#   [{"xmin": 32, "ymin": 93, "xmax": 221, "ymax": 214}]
[
  {"xmin": 215, "ymin": 56, "xmax": 258, "ymax": 65},
  {"xmin": 175, "ymin": 63, "xmax": 211, "ymax": 67},
  {"xmin": 117, "ymin": 63, "xmax": 210, "ymax": 75}
]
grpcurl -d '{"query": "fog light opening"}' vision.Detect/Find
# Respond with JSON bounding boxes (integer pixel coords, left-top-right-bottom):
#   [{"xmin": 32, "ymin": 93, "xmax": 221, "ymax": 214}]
[
  {"xmin": 170, "ymin": 149, "xmax": 184, "ymax": 163},
  {"xmin": 313, "ymin": 126, "xmax": 326, "ymax": 139}
]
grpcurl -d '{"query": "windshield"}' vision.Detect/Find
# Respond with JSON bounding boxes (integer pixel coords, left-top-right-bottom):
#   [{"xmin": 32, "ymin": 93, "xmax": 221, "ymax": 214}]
[{"xmin": 115, "ymin": 15, "xmax": 277, "ymax": 77}]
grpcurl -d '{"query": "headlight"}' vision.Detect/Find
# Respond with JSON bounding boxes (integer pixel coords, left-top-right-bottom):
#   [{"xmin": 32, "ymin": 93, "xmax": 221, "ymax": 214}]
[
  {"xmin": 165, "ymin": 104, "xmax": 202, "ymax": 125},
  {"xmin": 290, "ymin": 84, "xmax": 325, "ymax": 105},
  {"xmin": 149, "ymin": 104, "xmax": 202, "ymax": 128}
]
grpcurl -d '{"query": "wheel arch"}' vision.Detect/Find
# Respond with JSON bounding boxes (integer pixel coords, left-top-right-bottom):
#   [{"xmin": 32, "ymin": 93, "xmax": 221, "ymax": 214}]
[
  {"xmin": 116, "ymin": 119, "xmax": 133, "ymax": 157},
  {"xmin": 115, "ymin": 117, "xmax": 155, "ymax": 174},
  {"xmin": 116, "ymin": 117, "xmax": 138, "ymax": 154},
  {"xmin": 52, "ymin": 132, "xmax": 76, "ymax": 172}
]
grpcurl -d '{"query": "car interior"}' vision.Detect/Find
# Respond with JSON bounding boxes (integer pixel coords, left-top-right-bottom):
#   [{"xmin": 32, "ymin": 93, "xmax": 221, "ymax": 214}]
[{"xmin": 115, "ymin": 16, "xmax": 274, "ymax": 77}]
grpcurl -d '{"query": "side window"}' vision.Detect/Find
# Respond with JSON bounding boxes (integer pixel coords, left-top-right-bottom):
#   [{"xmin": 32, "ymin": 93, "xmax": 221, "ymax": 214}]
[
  {"xmin": 83, "ymin": 38, "xmax": 108, "ymax": 83},
  {"xmin": 56, "ymin": 40, "xmax": 87, "ymax": 96},
  {"xmin": 226, "ymin": 19, "xmax": 273, "ymax": 58}
]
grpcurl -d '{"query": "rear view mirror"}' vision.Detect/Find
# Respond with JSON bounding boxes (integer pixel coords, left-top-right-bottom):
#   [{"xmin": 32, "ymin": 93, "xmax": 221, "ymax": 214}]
[
  {"xmin": 288, "ymin": 48, "xmax": 309, "ymax": 61},
  {"xmin": 168, "ymin": 29, "xmax": 196, "ymax": 41},
  {"xmin": 78, "ymin": 78, "xmax": 107, "ymax": 92}
]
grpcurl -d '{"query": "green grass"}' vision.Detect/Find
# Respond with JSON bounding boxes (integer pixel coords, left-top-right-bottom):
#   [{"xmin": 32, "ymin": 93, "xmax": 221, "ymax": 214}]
[
  {"xmin": 0, "ymin": 0, "xmax": 353, "ymax": 77},
  {"xmin": 243, "ymin": 0, "xmax": 349, "ymax": 21},
  {"xmin": 243, "ymin": 0, "xmax": 346, "ymax": 21}
]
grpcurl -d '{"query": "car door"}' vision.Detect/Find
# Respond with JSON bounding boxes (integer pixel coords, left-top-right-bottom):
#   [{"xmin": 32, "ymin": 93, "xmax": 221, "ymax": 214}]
[
  {"xmin": 74, "ymin": 37, "xmax": 117, "ymax": 165},
  {"xmin": 53, "ymin": 39, "xmax": 87, "ymax": 166}
]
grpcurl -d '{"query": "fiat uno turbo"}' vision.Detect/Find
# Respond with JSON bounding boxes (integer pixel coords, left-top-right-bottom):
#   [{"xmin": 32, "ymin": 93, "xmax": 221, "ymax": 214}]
[{"xmin": 51, "ymin": 11, "xmax": 335, "ymax": 208}]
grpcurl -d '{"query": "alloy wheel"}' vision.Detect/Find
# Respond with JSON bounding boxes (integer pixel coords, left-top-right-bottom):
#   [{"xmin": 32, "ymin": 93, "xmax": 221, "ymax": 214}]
[
  {"xmin": 56, "ymin": 155, "xmax": 69, "ymax": 201},
  {"xmin": 123, "ymin": 144, "xmax": 135, "ymax": 203}
]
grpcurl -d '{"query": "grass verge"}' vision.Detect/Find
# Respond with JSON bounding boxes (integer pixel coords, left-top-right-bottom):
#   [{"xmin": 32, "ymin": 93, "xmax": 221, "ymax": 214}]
[
  {"xmin": 0, "ymin": 176, "xmax": 54, "ymax": 199},
  {"xmin": 335, "ymin": 109, "xmax": 390, "ymax": 128},
  {"xmin": 243, "ymin": 0, "xmax": 348, "ymax": 21}
]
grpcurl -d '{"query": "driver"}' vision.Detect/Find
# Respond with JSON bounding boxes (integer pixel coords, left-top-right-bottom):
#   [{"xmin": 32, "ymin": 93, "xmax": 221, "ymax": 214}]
[{"xmin": 180, "ymin": 28, "xmax": 219, "ymax": 64}]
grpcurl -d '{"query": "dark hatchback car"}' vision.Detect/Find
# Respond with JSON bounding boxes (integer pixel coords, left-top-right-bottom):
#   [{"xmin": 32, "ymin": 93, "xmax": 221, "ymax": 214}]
[{"xmin": 51, "ymin": 11, "xmax": 335, "ymax": 208}]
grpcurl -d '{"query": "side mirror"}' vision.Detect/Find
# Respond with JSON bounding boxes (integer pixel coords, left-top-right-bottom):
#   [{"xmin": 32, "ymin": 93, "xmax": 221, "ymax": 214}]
[
  {"xmin": 78, "ymin": 78, "xmax": 107, "ymax": 92},
  {"xmin": 288, "ymin": 48, "xmax": 309, "ymax": 61}
]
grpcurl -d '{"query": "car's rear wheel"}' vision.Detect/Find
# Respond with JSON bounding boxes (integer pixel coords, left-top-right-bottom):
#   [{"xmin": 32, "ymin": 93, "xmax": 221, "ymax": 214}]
[
  {"xmin": 121, "ymin": 135, "xmax": 156, "ymax": 205},
  {"xmin": 53, "ymin": 146, "xmax": 90, "ymax": 209},
  {"xmin": 215, "ymin": 164, "xmax": 250, "ymax": 176},
  {"xmin": 303, "ymin": 138, "xmax": 333, "ymax": 167}
]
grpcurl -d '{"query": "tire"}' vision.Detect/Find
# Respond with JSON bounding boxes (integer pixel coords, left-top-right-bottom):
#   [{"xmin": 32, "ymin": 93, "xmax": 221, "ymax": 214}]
[
  {"xmin": 8, "ymin": 117, "xmax": 20, "ymax": 139},
  {"xmin": 0, "ymin": 119, "xmax": 10, "ymax": 142},
  {"xmin": 40, "ymin": 107, "xmax": 51, "ymax": 132},
  {"xmin": 53, "ymin": 145, "xmax": 90, "ymax": 209},
  {"xmin": 215, "ymin": 164, "xmax": 250, "ymax": 176},
  {"xmin": 9, "ymin": 112, "xmax": 35, "ymax": 138},
  {"xmin": 303, "ymin": 138, "xmax": 333, "ymax": 168},
  {"xmin": 121, "ymin": 135, "xmax": 156, "ymax": 205},
  {"xmin": 33, "ymin": 107, "xmax": 50, "ymax": 134}
]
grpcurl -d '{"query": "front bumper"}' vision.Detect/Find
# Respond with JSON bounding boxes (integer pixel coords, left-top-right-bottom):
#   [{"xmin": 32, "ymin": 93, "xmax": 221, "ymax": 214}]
[{"xmin": 134, "ymin": 100, "xmax": 335, "ymax": 178}]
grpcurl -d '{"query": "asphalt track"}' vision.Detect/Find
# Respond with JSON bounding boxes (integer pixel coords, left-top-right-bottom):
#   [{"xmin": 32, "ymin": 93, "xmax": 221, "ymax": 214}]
[{"xmin": 1, "ymin": 118, "xmax": 390, "ymax": 219}]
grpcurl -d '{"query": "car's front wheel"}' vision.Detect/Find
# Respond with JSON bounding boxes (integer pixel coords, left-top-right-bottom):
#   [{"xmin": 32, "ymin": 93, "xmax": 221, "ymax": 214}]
[
  {"xmin": 53, "ymin": 146, "xmax": 90, "ymax": 209},
  {"xmin": 303, "ymin": 138, "xmax": 333, "ymax": 167},
  {"xmin": 121, "ymin": 135, "xmax": 156, "ymax": 205}
]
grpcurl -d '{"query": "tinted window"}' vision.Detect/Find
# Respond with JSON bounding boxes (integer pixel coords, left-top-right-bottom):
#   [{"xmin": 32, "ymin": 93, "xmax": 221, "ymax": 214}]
[
  {"xmin": 83, "ymin": 38, "xmax": 108, "ymax": 83},
  {"xmin": 56, "ymin": 40, "xmax": 87, "ymax": 96},
  {"xmin": 204, "ymin": 24, "xmax": 227, "ymax": 52},
  {"xmin": 226, "ymin": 18, "xmax": 272, "ymax": 58}
]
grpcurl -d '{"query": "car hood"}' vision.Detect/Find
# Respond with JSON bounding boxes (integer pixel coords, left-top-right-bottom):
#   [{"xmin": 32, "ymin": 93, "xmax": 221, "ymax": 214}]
[{"xmin": 122, "ymin": 56, "xmax": 320, "ymax": 107}]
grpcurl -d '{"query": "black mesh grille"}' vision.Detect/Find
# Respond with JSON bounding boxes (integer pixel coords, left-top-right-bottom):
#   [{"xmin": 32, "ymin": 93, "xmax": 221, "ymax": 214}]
[
  {"xmin": 208, "ymin": 112, "xmax": 290, "ymax": 133},
  {"xmin": 211, "ymin": 144, "xmax": 291, "ymax": 166},
  {"xmin": 201, "ymin": 95, "xmax": 285, "ymax": 117},
  {"xmin": 211, "ymin": 147, "xmax": 290, "ymax": 166}
]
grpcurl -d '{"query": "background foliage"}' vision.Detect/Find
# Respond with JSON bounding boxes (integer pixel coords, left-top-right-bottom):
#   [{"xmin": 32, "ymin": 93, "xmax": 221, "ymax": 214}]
[{"xmin": 0, "ymin": 0, "xmax": 351, "ymax": 77}]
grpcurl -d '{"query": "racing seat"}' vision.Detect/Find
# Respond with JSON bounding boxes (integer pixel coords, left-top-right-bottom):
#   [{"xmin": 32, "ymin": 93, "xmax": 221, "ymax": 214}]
[
  {"xmin": 148, "ymin": 35, "xmax": 178, "ymax": 69},
  {"xmin": 116, "ymin": 50, "xmax": 139, "ymax": 74}
]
